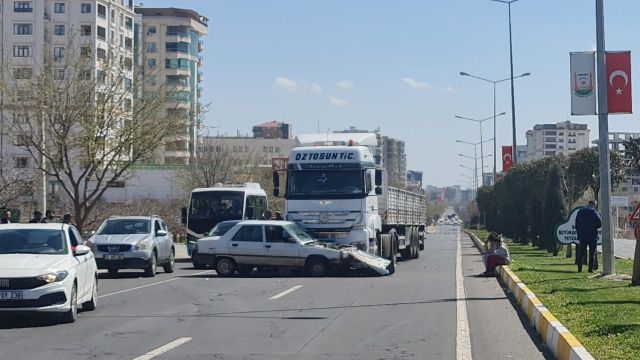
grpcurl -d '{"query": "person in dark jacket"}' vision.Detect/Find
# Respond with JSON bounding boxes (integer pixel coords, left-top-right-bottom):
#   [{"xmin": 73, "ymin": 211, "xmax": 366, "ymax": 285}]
[
  {"xmin": 575, "ymin": 200, "xmax": 602, "ymax": 273},
  {"xmin": 28, "ymin": 211, "xmax": 43, "ymax": 223},
  {"xmin": 1, "ymin": 210, "xmax": 11, "ymax": 224},
  {"xmin": 41, "ymin": 210, "xmax": 54, "ymax": 223}
]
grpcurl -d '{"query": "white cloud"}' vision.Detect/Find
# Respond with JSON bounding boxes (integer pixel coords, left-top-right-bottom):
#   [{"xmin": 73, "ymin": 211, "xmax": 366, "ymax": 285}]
[
  {"xmin": 328, "ymin": 95, "xmax": 348, "ymax": 107},
  {"xmin": 310, "ymin": 83, "xmax": 324, "ymax": 94},
  {"xmin": 402, "ymin": 77, "xmax": 431, "ymax": 89},
  {"xmin": 402, "ymin": 77, "xmax": 454, "ymax": 93},
  {"xmin": 337, "ymin": 81, "xmax": 354, "ymax": 90},
  {"xmin": 274, "ymin": 77, "xmax": 300, "ymax": 91}
]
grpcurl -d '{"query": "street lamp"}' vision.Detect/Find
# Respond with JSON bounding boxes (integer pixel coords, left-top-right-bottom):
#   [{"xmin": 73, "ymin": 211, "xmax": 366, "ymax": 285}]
[
  {"xmin": 457, "ymin": 138, "xmax": 494, "ymax": 195},
  {"xmin": 489, "ymin": 0, "xmax": 522, "ymax": 167},
  {"xmin": 455, "ymin": 113, "xmax": 506, "ymax": 182},
  {"xmin": 459, "ymin": 71, "xmax": 530, "ymax": 179}
]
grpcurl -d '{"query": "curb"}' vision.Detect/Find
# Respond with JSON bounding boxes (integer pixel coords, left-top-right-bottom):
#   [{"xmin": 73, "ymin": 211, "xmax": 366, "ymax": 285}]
[{"xmin": 464, "ymin": 231, "xmax": 595, "ymax": 360}]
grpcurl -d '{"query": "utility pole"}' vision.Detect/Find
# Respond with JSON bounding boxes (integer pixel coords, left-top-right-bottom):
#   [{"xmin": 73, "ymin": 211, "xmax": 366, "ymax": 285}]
[
  {"xmin": 596, "ymin": 0, "xmax": 614, "ymax": 275},
  {"xmin": 507, "ymin": 1, "xmax": 518, "ymax": 165}
]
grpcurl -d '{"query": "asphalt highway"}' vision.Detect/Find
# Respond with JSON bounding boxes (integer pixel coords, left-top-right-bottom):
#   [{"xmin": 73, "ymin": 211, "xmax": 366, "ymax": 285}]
[{"xmin": 0, "ymin": 226, "xmax": 551, "ymax": 360}]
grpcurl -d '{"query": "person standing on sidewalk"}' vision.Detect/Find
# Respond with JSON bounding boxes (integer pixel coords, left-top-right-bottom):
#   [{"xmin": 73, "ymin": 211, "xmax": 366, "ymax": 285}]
[{"xmin": 575, "ymin": 200, "xmax": 602, "ymax": 273}]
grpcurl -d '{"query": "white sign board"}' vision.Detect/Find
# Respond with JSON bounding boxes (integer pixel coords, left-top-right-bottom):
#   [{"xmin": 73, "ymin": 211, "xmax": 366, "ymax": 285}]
[
  {"xmin": 611, "ymin": 195, "xmax": 629, "ymax": 207},
  {"xmin": 555, "ymin": 207, "xmax": 602, "ymax": 245},
  {"xmin": 570, "ymin": 52, "xmax": 597, "ymax": 115}
]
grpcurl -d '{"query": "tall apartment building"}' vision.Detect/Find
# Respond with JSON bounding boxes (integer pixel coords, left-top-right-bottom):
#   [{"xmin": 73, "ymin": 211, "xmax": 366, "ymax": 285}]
[
  {"xmin": 0, "ymin": 0, "xmax": 135, "ymax": 176},
  {"xmin": 134, "ymin": 7, "xmax": 208, "ymax": 165},
  {"xmin": 525, "ymin": 121, "xmax": 590, "ymax": 161}
]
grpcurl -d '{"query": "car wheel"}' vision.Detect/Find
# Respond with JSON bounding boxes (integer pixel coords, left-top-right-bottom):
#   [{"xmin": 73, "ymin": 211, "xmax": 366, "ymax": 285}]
[
  {"xmin": 61, "ymin": 283, "xmax": 78, "ymax": 323},
  {"xmin": 215, "ymin": 258, "xmax": 237, "ymax": 277},
  {"xmin": 163, "ymin": 248, "xmax": 175, "ymax": 273},
  {"xmin": 82, "ymin": 276, "xmax": 98, "ymax": 311},
  {"xmin": 144, "ymin": 251, "xmax": 157, "ymax": 277},
  {"xmin": 237, "ymin": 265, "xmax": 253, "ymax": 276},
  {"xmin": 107, "ymin": 268, "xmax": 118, "ymax": 276},
  {"xmin": 306, "ymin": 258, "xmax": 328, "ymax": 277}
]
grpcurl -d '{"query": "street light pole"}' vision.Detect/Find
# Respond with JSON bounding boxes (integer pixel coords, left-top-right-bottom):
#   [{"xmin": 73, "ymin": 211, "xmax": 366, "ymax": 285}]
[
  {"xmin": 456, "ymin": 114, "xmax": 506, "ymax": 187},
  {"xmin": 596, "ymin": 0, "xmax": 614, "ymax": 275},
  {"xmin": 507, "ymin": 1, "xmax": 517, "ymax": 165}
]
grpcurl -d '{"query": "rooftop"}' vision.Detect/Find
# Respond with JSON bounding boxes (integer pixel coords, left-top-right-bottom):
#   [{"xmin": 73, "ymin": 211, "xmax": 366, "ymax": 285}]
[{"xmin": 135, "ymin": 7, "xmax": 209, "ymax": 27}]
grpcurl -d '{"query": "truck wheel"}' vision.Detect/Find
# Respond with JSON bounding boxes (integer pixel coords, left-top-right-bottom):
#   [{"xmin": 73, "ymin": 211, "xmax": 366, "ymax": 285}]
[
  {"xmin": 414, "ymin": 231, "xmax": 420, "ymax": 259},
  {"xmin": 411, "ymin": 228, "xmax": 419, "ymax": 259},
  {"xmin": 216, "ymin": 258, "xmax": 237, "ymax": 277},
  {"xmin": 381, "ymin": 234, "xmax": 391, "ymax": 259},
  {"xmin": 306, "ymin": 258, "xmax": 328, "ymax": 277},
  {"xmin": 388, "ymin": 231, "xmax": 398, "ymax": 266}
]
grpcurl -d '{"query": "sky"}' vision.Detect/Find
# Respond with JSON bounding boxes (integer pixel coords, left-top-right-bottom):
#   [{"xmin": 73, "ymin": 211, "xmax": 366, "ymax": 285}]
[{"xmin": 145, "ymin": 0, "xmax": 640, "ymax": 188}]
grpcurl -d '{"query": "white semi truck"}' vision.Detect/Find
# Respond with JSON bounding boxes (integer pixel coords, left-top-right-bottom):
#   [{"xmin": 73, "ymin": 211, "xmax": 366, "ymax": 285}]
[{"xmin": 272, "ymin": 133, "xmax": 426, "ymax": 270}]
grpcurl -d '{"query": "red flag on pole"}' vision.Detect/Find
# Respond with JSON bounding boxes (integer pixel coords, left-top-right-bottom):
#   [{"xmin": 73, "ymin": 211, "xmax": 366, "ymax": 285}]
[
  {"xmin": 606, "ymin": 51, "xmax": 632, "ymax": 114},
  {"xmin": 502, "ymin": 146, "xmax": 513, "ymax": 172}
]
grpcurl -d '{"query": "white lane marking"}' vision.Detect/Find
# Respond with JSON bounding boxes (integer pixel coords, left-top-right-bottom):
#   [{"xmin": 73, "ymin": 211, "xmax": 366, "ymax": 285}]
[
  {"xmin": 456, "ymin": 230, "xmax": 473, "ymax": 360},
  {"xmin": 269, "ymin": 285, "xmax": 303, "ymax": 300},
  {"xmin": 98, "ymin": 270, "xmax": 214, "ymax": 299},
  {"xmin": 131, "ymin": 337, "xmax": 192, "ymax": 360}
]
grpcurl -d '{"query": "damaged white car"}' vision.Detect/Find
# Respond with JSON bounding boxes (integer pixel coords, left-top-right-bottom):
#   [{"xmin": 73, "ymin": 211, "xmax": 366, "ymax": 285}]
[{"xmin": 192, "ymin": 220, "xmax": 392, "ymax": 277}]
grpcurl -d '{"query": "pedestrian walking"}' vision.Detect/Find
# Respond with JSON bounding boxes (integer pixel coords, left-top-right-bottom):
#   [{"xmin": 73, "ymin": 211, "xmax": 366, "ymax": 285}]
[
  {"xmin": 29, "ymin": 211, "xmax": 43, "ymax": 223},
  {"xmin": 41, "ymin": 210, "xmax": 54, "ymax": 223},
  {"xmin": 575, "ymin": 200, "xmax": 602, "ymax": 273},
  {"xmin": 1, "ymin": 210, "xmax": 11, "ymax": 224},
  {"xmin": 480, "ymin": 232, "xmax": 510, "ymax": 277}
]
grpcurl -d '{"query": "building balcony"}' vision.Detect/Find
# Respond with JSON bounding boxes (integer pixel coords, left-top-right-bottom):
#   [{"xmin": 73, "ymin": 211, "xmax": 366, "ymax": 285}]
[
  {"xmin": 197, "ymin": 71, "xmax": 204, "ymax": 83},
  {"xmin": 198, "ymin": 56, "xmax": 204, "ymax": 66},
  {"xmin": 164, "ymin": 67, "xmax": 191, "ymax": 76},
  {"xmin": 165, "ymin": 34, "xmax": 192, "ymax": 43},
  {"xmin": 198, "ymin": 40, "xmax": 204, "ymax": 52}
]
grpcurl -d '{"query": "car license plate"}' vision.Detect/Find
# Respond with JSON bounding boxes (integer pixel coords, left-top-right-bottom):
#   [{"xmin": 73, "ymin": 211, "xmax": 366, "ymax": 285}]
[
  {"xmin": 0, "ymin": 291, "xmax": 22, "ymax": 300},
  {"xmin": 104, "ymin": 254, "xmax": 124, "ymax": 260}
]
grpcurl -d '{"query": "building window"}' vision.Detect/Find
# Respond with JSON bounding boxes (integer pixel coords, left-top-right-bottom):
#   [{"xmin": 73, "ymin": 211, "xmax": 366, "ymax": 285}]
[
  {"xmin": 14, "ymin": 157, "xmax": 29, "ymax": 169},
  {"xmin": 147, "ymin": 26, "xmax": 156, "ymax": 35},
  {"xmin": 54, "ymin": 2, "xmax": 65, "ymax": 13},
  {"xmin": 13, "ymin": 67, "xmax": 32, "ymax": 80},
  {"xmin": 96, "ymin": 48, "xmax": 106, "ymax": 60},
  {"xmin": 13, "ymin": 45, "xmax": 32, "ymax": 57},
  {"xmin": 82, "ymin": 3, "xmax": 92, "ymax": 13},
  {"xmin": 110, "ymin": 30, "xmax": 115, "ymax": 43},
  {"xmin": 124, "ymin": 37, "xmax": 132, "ymax": 49},
  {"xmin": 54, "ymin": 69, "xmax": 65, "ymax": 80},
  {"xmin": 97, "ymin": 26, "xmax": 106, "ymax": 40},
  {"xmin": 165, "ymin": 58, "xmax": 190, "ymax": 69},
  {"xmin": 13, "ymin": 114, "xmax": 29, "ymax": 124},
  {"xmin": 14, "ymin": 23, "xmax": 33, "ymax": 35},
  {"xmin": 80, "ymin": 25, "xmax": 91, "ymax": 36},
  {"xmin": 53, "ymin": 47, "xmax": 65, "ymax": 61},
  {"xmin": 107, "ymin": 180, "xmax": 125, "ymax": 188},
  {"xmin": 147, "ymin": 75, "xmax": 156, "ymax": 86},
  {"xmin": 165, "ymin": 42, "xmax": 190, "ymax": 53},
  {"xmin": 125, "ymin": 16, "xmax": 133, "ymax": 29},
  {"xmin": 96, "ymin": 69, "xmax": 106, "ymax": 83},
  {"xmin": 147, "ymin": 58, "xmax": 156, "ymax": 69},
  {"xmin": 80, "ymin": 69, "xmax": 92, "ymax": 80},
  {"xmin": 54, "ymin": 24, "xmax": 65, "ymax": 35},
  {"xmin": 14, "ymin": 1, "xmax": 33, "ymax": 12},
  {"xmin": 147, "ymin": 42, "xmax": 156, "ymax": 53},
  {"xmin": 110, "ymin": 9, "xmax": 115, "ymax": 22},
  {"xmin": 124, "ymin": 78, "xmax": 132, "ymax": 90}
]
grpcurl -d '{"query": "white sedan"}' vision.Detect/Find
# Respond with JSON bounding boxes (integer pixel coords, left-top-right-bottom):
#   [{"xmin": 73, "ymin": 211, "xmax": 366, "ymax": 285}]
[{"xmin": 0, "ymin": 224, "xmax": 98, "ymax": 323}]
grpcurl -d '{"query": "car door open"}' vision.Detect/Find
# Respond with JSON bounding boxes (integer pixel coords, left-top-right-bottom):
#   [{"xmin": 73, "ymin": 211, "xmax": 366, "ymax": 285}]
[{"xmin": 265, "ymin": 225, "xmax": 301, "ymax": 267}]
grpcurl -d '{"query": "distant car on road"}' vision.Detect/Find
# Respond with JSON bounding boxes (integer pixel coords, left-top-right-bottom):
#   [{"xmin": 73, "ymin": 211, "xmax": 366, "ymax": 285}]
[
  {"xmin": 88, "ymin": 216, "xmax": 175, "ymax": 277},
  {"xmin": 0, "ymin": 224, "xmax": 98, "ymax": 323},
  {"xmin": 193, "ymin": 220, "xmax": 346, "ymax": 277}
]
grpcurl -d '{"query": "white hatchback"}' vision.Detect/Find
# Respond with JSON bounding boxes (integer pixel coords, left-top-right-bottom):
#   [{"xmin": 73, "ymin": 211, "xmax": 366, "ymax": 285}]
[{"xmin": 0, "ymin": 224, "xmax": 98, "ymax": 323}]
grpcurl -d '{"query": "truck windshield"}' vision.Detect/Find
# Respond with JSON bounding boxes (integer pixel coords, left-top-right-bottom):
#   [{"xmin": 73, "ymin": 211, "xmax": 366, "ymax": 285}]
[
  {"xmin": 188, "ymin": 191, "xmax": 244, "ymax": 235},
  {"xmin": 286, "ymin": 170, "xmax": 365, "ymax": 199}
]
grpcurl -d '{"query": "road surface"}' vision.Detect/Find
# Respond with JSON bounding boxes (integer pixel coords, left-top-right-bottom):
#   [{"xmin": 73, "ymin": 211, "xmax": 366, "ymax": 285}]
[{"xmin": 0, "ymin": 226, "xmax": 550, "ymax": 359}]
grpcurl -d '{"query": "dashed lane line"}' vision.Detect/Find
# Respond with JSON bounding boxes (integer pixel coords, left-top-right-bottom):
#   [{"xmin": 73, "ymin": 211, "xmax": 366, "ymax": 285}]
[
  {"xmin": 269, "ymin": 285, "xmax": 303, "ymax": 300},
  {"xmin": 131, "ymin": 337, "xmax": 192, "ymax": 360}
]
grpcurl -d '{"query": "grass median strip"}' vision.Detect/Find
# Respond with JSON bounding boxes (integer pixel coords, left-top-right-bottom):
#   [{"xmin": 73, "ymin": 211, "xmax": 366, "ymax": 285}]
[{"xmin": 470, "ymin": 230, "xmax": 640, "ymax": 360}]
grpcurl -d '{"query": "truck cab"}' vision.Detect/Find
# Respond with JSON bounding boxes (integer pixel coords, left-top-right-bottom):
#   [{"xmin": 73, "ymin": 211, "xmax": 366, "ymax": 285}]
[{"xmin": 281, "ymin": 134, "xmax": 383, "ymax": 253}]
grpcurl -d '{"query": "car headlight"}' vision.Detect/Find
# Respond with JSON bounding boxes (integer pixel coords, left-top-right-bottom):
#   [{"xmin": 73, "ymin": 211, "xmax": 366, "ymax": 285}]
[
  {"xmin": 37, "ymin": 271, "xmax": 69, "ymax": 283},
  {"xmin": 134, "ymin": 239, "xmax": 151, "ymax": 251}
]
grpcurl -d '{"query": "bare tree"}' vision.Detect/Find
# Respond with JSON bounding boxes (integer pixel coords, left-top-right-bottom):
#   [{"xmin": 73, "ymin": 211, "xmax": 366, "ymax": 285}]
[
  {"xmin": 0, "ymin": 159, "xmax": 34, "ymax": 209},
  {"xmin": 0, "ymin": 36, "xmax": 183, "ymax": 232}
]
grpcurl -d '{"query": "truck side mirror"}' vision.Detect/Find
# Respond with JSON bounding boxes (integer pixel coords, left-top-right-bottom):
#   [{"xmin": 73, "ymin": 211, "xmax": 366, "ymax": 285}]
[
  {"xmin": 375, "ymin": 169, "xmax": 383, "ymax": 186},
  {"xmin": 375, "ymin": 187, "xmax": 383, "ymax": 195},
  {"xmin": 181, "ymin": 207, "xmax": 187, "ymax": 225}
]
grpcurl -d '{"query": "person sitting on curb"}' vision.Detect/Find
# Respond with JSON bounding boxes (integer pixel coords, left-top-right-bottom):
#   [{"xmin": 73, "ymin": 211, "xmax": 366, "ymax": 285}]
[{"xmin": 480, "ymin": 232, "xmax": 510, "ymax": 277}]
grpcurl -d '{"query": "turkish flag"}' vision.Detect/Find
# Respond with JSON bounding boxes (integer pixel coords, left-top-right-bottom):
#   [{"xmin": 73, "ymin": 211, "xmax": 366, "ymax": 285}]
[
  {"xmin": 502, "ymin": 146, "xmax": 513, "ymax": 172},
  {"xmin": 606, "ymin": 51, "xmax": 632, "ymax": 114}
]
